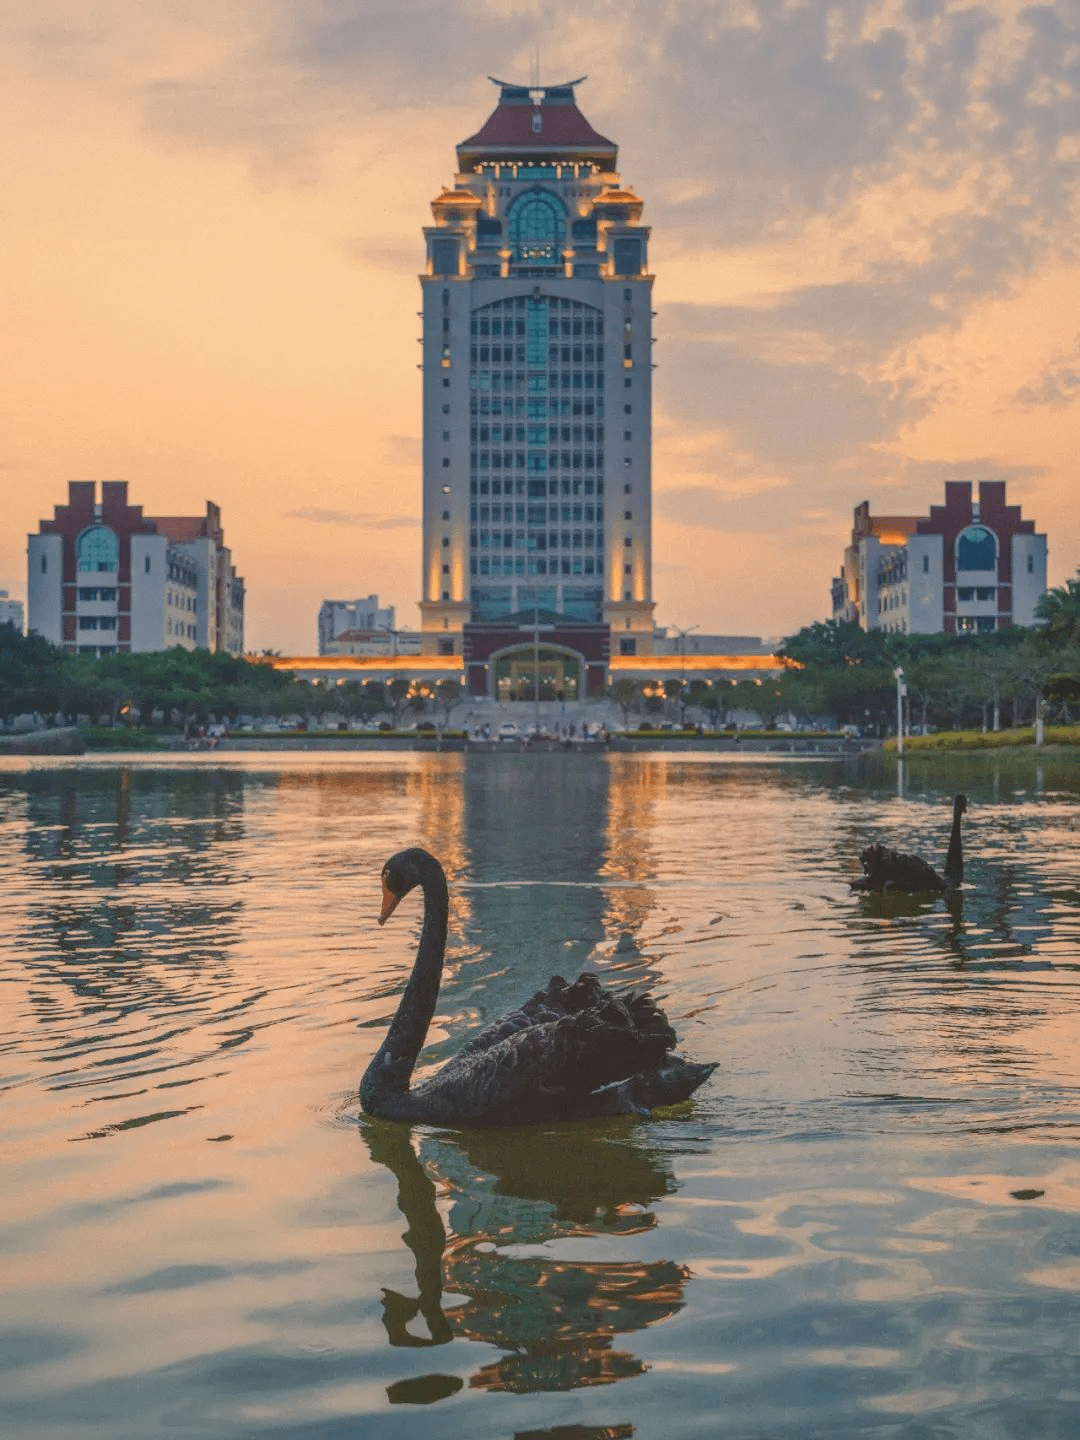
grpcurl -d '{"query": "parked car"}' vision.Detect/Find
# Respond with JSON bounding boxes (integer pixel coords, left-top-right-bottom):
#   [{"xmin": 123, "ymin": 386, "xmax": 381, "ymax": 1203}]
[{"xmin": 497, "ymin": 722, "xmax": 519, "ymax": 741}]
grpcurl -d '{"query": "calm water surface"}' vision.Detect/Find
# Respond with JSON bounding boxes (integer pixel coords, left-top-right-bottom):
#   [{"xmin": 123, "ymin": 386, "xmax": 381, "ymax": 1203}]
[{"xmin": 2, "ymin": 750, "xmax": 1080, "ymax": 1439}]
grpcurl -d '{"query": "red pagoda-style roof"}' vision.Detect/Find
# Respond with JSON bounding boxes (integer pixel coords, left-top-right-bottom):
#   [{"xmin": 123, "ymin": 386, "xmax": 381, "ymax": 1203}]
[{"xmin": 457, "ymin": 78, "xmax": 617, "ymax": 170}]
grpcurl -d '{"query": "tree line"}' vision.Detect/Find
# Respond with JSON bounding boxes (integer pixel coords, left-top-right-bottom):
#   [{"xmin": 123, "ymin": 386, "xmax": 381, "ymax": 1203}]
[
  {"xmin": 2, "ymin": 567, "xmax": 1078, "ymax": 735},
  {"xmin": 609, "ymin": 572, "xmax": 1080, "ymax": 732},
  {"xmin": 0, "ymin": 632, "xmax": 462, "ymax": 732}
]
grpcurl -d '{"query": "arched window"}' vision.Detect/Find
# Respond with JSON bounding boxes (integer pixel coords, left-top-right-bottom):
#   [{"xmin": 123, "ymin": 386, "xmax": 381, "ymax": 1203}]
[
  {"xmin": 77, "ymin": 525, "xmax": 119, "ymax": 573},
  {"xmin": 507, "ymin": 189, "xmax": 565, "ymax": 264},
  {"xmin": 957, "ymin": 525, "xmax": 997, "ymax": 572}
]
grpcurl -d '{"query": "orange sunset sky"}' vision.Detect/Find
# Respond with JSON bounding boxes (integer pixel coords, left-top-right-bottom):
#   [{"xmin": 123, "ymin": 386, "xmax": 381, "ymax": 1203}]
[{"xmin": 3, "ymin": 1, "xmax": 1079, "ymax": 654}]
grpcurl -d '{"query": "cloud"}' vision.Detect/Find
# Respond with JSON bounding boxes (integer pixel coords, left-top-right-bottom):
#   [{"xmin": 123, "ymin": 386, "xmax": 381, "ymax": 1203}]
[
  {"xmin": 1014, "ymin": 337, "xmax": 1080, "ymax": 409},
  {"xmin": 382, "ymin": 434, "xmax": 420, "ymax": 466},
  {"xmin": 284, "ymin": 507, "xmax": 419, "ymax": 528}
]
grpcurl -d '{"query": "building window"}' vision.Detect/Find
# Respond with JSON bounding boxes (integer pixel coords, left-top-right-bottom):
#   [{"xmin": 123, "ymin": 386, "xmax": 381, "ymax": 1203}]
[
  {"xmin": 442, "ymin": 537, "xmax": 449, "ymax": 547},
  {"xmin": 442, "ymin": 563, "xmax": 450, "ymax": 574},
  {"xmin": 432, "ymin": 238, "xmax": 458, "ymax": 276},
  {"xmin": 1028, "ymin": 554, "xmax": 1034, "ymax": 573},
  {"xmin": 77, "ymin": 525, "xmax": 118, "ymax": 573},
  {"xmin": 41, "ymin": 555, "xmax": 47, "ymax": 573},
  {"xmin": 442, "ymin": 590, "xmax": 450, "ymax": 600},
  {"xmin": 145, "ymin": 555, "xmax": 151, "ymax": 573},
  {"xmin": 619, "ymin": 638, "xmax": 636, "ymax": 655},
  {"xmin": 507, "ymin": 189, "xmax": 565, "ymax": 264},
  {"xmin": 624, "ymin": 564, "xmax": 632, "ymax": 575},
  {"xmin": 438, "ymin": 638, "xmax": 454, "ymax": 655},
  {"xmin": 442, "ymin": 457, "xmax": 450, "ymax": 467},
  {"xmin": 922, "ymin": 555, "xmax": 929, "ymax": 573},
  {"xmin": 957, "ymin": 525, "xmax": 997, "ymax": 571}
]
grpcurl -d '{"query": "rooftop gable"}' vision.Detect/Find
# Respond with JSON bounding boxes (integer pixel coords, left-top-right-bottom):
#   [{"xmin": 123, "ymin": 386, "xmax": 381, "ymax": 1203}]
[{"xmin": 457, "ymin": 77, "xmax": 617, "ymax": 169}]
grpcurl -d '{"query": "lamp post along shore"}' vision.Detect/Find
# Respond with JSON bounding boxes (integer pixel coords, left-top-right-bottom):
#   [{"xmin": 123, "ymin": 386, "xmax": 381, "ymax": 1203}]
[{"xmin": 894, "ymin": 667, "xmax": 906, "ymax": 756}]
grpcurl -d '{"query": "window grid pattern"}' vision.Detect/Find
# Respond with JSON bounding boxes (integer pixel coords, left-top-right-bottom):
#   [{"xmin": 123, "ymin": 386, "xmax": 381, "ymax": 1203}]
[{"xmin": 469, "ymin": 296, "xmax": 606, "ymax": 595}]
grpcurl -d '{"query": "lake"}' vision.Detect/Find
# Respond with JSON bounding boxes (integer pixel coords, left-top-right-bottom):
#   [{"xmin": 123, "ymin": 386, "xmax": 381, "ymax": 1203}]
[{"xmin": 2, "ymin": 749, "xmax": 1079, "ymax": 1439}]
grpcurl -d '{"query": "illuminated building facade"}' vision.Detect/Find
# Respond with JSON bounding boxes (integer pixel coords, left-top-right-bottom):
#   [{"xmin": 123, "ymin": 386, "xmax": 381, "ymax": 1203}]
[
  {"xmin": 419, "ymin": 77, "xmax": 655, "ymax": 695},
  {"xmin": 832, "ymin": 482, "xmax": 1047, "ymax": 635}
]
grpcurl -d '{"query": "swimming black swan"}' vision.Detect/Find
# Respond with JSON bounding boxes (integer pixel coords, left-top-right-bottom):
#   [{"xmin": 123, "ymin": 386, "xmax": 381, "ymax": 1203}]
[
  {"xmin": 360, "ymin": 847, "xmax": 716, "ymax": 1126},
  {"xmin": 851, "ymin": 793, "xmax": 967, "ymax": 894}
]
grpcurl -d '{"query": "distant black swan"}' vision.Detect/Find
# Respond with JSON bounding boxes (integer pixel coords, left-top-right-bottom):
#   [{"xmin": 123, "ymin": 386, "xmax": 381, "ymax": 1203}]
[
  {"xmin": 360, "ymin": 847, "xmax": 716, "ymax": 1125},
  {"xmin": 852, "ymin": 794, "xmax": 967, "ymax": 894}
]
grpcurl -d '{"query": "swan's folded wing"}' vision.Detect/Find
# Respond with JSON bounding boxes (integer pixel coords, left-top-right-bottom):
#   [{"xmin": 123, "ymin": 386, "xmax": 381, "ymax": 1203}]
[
  {"xmin": 414, "ymin": 993, "xmax": 676, "ymax": 1126},
  {"xmin": 858, "ymin": 844, "xmax": 946, "ymax": 893},
  {"xmin": 455, "ymin": 973, "xmax": 675, "ymax": 1059}
]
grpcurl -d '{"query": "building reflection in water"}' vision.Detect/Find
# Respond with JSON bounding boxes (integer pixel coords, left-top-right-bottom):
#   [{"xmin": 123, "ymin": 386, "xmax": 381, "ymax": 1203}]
[
  {"xmin": 599, "ymin": 757, "xmax": 661, "ymax": 944},
  {"xmin": 416, "ymin": 754, "xmax": 673, "ymax": 1044},
  {"xmin": 13, "ymin": 764, "xmax": 248, "ymax": 1014},
  {"xmin": 361, "ymin": 1118, "xmax": 686, "ymax": 1406}
]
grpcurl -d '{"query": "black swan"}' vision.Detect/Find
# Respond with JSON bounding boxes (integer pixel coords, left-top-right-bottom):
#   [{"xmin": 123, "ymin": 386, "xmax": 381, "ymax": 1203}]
[
  {"xmin": 851, "ymin": 793, "xmax": 967, "ymax": 894},
  {"xmin": 360, "ymin": 847, "xmax": 716, "ymax": 1125}
]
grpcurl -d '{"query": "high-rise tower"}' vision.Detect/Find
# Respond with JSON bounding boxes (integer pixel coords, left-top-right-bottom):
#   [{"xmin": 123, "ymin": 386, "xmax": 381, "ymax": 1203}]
[{"xmin": 419, "ymin": 77, "xmax": 655, "ymax": 673}]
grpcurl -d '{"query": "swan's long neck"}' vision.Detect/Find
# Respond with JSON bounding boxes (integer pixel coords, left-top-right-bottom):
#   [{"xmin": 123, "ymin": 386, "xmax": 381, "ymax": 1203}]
[
  {"xmin": 944, "ymin": 797, "xmax": 964, "ymax": 885},
  {"xmin": 360, "ymin": 860, "xmax": 448, "ymax": 1109}
]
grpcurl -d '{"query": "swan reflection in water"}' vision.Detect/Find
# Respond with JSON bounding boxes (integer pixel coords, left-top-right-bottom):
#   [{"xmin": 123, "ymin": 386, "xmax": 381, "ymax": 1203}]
[{"xmin": 361, "ymin": 1118, "xmax": 689, "ymax": 1405}]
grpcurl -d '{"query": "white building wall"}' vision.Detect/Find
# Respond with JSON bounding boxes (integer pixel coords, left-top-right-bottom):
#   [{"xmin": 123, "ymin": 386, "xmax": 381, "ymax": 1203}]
[
  {"xmin": 173, "ymin": 538, "xmax": 213, "ymax": 648},
  {"xmin": 857, "ymin": 536, "xmax": 882, "ymax": 629},
  {"xmin": 421, "ymin": 275, "xmax": 469, "ymax": 615},
  {"xmin": 906, "ymin": 534, "xmax": 943, "ymax": 633},
  {"xmin": 1011, "ymin": 533, "xmax": 1047, "ymax": 626},
  {"xmin": 27, "ymin": 534, "xmax": 63, "ymax": 644},
  {"xmin": 319, "ymin": 598, "xmax": 395, "ymax": 652},
  {"xmin": 130, "ymin": 534, "xmax": 169, "ymax": 651}
]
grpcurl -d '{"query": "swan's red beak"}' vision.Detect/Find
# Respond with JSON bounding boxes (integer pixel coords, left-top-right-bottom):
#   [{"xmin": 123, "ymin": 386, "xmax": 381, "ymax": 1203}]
[{"xmin": 378, "ymin": 879, "xmax": 402, "ymax": 927}]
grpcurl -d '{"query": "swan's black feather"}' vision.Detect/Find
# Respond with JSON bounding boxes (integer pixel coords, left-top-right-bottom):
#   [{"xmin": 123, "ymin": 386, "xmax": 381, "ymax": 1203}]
[
  {"xmin": 851, "ymin": 843, "xmax": 947, "ymax": 893},
  {"xmin": 456, "ymin": 972, "xmax": 676, "ymax": 1059}
]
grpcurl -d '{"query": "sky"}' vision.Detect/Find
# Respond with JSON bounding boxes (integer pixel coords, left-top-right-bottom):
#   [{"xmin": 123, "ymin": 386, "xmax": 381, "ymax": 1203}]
[{"xmin": 3, "ymin": 0, "xmax": 1079, "ymax": 654}]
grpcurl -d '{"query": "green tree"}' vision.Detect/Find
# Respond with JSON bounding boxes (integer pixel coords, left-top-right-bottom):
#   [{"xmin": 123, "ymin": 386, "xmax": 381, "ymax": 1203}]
[
  {"xmin": 606, "ymin": 676, "xmax": 640, "ymax": 726},
  {"xmin": 386, "ymin": 676, "xmax": 412, "ymax": 728},
  {"xmin": 663, "ymin": 678, "xmax": 686, "ymax": 725},
  {"xmin": 434, "ymin": 678, "xmax": 461, "ymax": 723}
]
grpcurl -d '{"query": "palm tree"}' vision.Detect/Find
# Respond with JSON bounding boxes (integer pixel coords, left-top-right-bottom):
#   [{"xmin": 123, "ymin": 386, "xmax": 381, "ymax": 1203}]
[{"xmin": 1036, "ymin": 569, "xmax": 1080, "ymax": 644}]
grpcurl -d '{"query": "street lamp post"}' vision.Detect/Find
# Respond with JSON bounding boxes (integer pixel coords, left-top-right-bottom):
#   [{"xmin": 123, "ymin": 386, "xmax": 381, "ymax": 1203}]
[
  {"xmin": 672, "ymin": 623, "xmax": 699, "ymax": 724},
  {"xmin": 894, "ymin": 666, "xmax": 906, "ymax": 756},
  {"xmin": 519, "ymin": 607, "xmax": 555, "ymax": 739}
]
